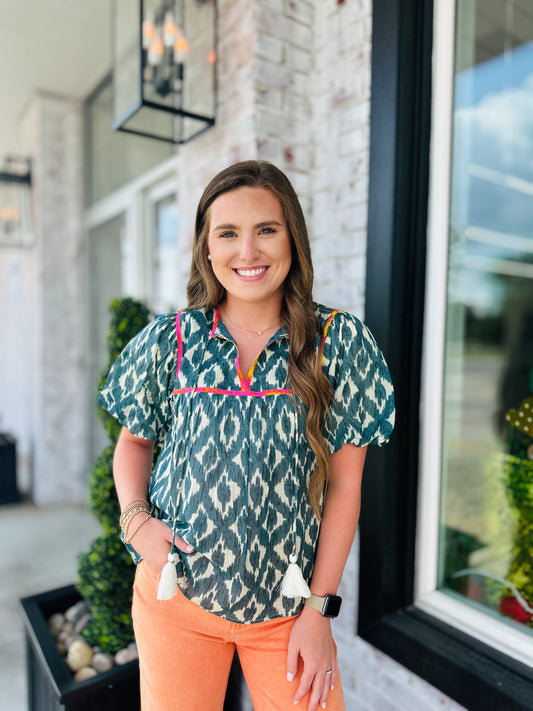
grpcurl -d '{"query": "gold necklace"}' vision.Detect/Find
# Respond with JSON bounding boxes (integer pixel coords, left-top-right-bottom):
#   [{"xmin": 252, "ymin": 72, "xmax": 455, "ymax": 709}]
[{"xmin": 222, "ymin": 308, "xmax": 281, "ymax": 336}]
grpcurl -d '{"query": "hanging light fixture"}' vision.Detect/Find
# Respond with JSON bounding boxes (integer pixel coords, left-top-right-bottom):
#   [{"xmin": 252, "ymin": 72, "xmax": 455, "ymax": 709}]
[
  {"xmin": 112, "ymin": 0, "xmax": 216, "ymax": 144},
  {"xmin": 0, "ymin": 156, "xmax": 32, "ymax": 247}
]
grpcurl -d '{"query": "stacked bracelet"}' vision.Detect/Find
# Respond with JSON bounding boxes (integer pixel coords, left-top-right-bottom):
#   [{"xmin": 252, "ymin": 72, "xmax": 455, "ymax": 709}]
[
  {"xmin": 124, "ymin": 513, "xmax": 152, "ymax": 544},
  {"xmin": 120, "ymin": 499, "xmax": 152, "ymax": 542}
]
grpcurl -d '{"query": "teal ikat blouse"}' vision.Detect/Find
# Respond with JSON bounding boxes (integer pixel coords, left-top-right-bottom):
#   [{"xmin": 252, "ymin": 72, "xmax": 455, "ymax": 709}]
[{"xmin": 99, "ymin": 303, "xmax": 395, "ymax": 623}]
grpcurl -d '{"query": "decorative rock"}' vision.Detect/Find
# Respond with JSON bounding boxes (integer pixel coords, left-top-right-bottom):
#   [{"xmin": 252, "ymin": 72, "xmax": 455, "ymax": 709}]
[
  {"xmin": 65, "ymin": 601, "xmax": 90, "ymax": 626},
  {"xmin": 73, "ymin": 666, "xmax": 98, "ymax": 682},
  {"xmin": 57, "ymin": 622, "xmax": 74, "ymax": 643},
  {"xmin": 73, "ymin": 612, "xmax": 93, "ymax": 635},
  {"xmin": 115, "ymin": 646, "xmax": 139, "ymax": 665},
  {"xmin": 92, "ymin": 652, "xmax": 115, "ymax": 673},
  {"xmin": 66, "ymin": 639, "xmax": 94, "ymax": 672},
  {"xmin": 48, "ymin": 613, "xmax": 65, "ymax": 637},
  {"xmin": 64, "ymin": 633, "xmax": 84, "ymax": 651}
]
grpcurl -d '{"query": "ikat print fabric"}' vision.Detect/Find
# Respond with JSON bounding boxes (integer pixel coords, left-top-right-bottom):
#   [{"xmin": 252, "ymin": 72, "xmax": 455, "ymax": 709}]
[{"xmin": 99, "ymin": 304, "xmax": 395, "ymax": 623}]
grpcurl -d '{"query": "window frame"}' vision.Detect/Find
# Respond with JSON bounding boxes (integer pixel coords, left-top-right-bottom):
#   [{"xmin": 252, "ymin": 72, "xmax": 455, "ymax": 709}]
[{"xmin": 358, "ymin": 0, "xmax": 533, "ymax": 708}]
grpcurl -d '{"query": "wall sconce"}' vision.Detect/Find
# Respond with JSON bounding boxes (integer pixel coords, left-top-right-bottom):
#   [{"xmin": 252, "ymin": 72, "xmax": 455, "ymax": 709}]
[
  {"xmin": 0, "ymin": 156, "xmax": 32, "ymax": 247},
  {"xmin": 112, "ymin": 0, "xmax": 216, "ymax": 144}
]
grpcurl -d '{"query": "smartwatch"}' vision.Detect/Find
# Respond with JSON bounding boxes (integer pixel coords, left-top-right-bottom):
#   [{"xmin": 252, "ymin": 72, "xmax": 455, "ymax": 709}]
[{"xmin": 304, "ymin": 593, "xmax": 342, "ymax": 618}]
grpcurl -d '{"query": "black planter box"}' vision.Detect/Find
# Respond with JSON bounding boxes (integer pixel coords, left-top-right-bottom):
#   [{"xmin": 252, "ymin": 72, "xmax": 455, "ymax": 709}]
[
  {"xmin": 20, "ymin": 584, "xmax": 247, "ymax": 711},
  {"xmin": 0, "ymin": 433, "xmax": 20, "ymax": 505},
  {"xmin": 19, "ymin": 585, "xmax": 140, "ymax": 711}
]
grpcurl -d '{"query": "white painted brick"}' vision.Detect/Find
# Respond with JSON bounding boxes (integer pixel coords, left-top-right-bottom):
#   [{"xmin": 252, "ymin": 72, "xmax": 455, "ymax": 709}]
[
  {"xmin": 255, "ymin": 135, "xmax": 284, "ymax": 163},
  {"xmin": 260, "ymin": 0, "xmax": 284, "ymax": 13},
  {"xmin": 284, "ymin": 0, "xmax": 313, "ymax": 26},
  {"xmin": 255, "ymin": 32, "xmax": 284, "ymax": 63},
  {"xmin": 338, "ymin": 101, "xmax": 371, "ymax": 133},
  {"xmin": 334, "ymin": 179, "xmax": 368, "ymax": 208},
  {"xmin": 257, "ymin": 6, "xmax": 313, "ymax": 49},
  {"xmin": 281, "ymin": 144, "xmax": 312, "ymax": 172},
  {"xmin": 284, "ymin": 43, "xmax": 313, "ymax": 73},
  {"xmin": 338, "ymin": 125, "xmax": 369, "ymax": 157},
  {"xmin": 254, "ymin": 85, "xmax": 284, "ymax": 111},
  {"xmin": 282, "ymin": 168, "xmax": 310, "ymax": 198},
  {"xmin": 254, "ymin": 57, "xmax": 309, "ymax": 95},
  {"xmin": 284, "ymin": 92, "xmax": 312, "ymax": 120},
  {"xmin": 256, "ymin": 110, "xmax": 310, "ymax": 144}
]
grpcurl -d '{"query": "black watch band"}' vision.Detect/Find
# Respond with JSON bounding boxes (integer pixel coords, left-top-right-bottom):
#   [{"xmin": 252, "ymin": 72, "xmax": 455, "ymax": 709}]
[{"xmin": 304, "ymin": 593, "xmax": 342, "ymax": 618}]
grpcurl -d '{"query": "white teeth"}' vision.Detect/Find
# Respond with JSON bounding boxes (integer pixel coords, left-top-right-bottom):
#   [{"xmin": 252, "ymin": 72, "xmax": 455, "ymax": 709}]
[{"xmin": 236, "ymin": 267, "xmax": 267, "ymax": 277}]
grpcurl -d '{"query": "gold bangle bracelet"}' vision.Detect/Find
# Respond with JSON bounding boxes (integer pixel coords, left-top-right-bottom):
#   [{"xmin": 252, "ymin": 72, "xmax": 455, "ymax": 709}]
[
  {"xmin": 120, "ymin": 499, "xmax": 149, "ymax": 523},
  {"xmin": 125, "ymin": 514, "xmax": 152, "ymax": 544},
  {"xmin": 120, "ymin": 500, "xmax": 151, "ymax": 532}
]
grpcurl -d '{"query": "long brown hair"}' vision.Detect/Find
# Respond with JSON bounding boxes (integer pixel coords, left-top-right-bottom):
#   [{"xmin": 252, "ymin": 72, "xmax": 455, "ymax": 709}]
[{"xmin": 187, "ymin": 160, "xmax": 332, "ymax": 517}]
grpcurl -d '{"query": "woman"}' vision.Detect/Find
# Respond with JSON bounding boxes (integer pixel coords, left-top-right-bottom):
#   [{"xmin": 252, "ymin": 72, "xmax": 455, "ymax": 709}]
[{"xmin": 99, "ymin": 160, "xmax": 395, "ymax": 710}]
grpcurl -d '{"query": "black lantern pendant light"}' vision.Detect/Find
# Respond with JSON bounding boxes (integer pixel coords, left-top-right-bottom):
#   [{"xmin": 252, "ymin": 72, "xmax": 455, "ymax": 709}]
[
  {"xmin": 112, "ymin": 0, "xmax": 216, "ymax": 144},
  {"xmin": 0, "ymin": 156, "xmax": 32, "ymax": 247}
]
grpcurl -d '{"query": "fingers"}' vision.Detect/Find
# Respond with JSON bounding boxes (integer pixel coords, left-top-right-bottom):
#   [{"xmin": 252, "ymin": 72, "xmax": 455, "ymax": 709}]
[
  {"xmin": 173, "ymin": 534, "xmax": 195, "ymax": 554},
  {"xmin": 318, "ymin": 668, "xmax": 335, "ymax": 709},
  {"xmin": 286, "ymin": 641, "xmax": 299, "ymax": 683},
  {"xmin": 155, "ymin": 520, "xmax": 194, "ymax": 554},
  {"xmin": 292, "ymin": 665, "xmax": 336, "ymax": 710}
]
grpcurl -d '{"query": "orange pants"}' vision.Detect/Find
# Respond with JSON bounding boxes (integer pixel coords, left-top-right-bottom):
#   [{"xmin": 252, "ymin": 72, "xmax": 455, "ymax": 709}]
[{"xmin": 132, "ymin": 561, "xmax": 345, "ymax": 711}]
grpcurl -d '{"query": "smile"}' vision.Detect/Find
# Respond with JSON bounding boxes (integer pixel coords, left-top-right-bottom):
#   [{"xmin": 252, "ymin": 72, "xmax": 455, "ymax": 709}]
[{"xmin": 234, "ymin": 267, "xmax": 268, "ymax": 277}]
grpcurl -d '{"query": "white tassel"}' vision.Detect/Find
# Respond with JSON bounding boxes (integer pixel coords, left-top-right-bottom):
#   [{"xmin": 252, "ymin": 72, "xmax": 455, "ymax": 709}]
[
  {"xmin": 156, "ymin": 552, "xmax": 179, "ymax": 600},
  {"xmin": 280, "ymin": 554, "xmax": 311, "ymax": 599}
]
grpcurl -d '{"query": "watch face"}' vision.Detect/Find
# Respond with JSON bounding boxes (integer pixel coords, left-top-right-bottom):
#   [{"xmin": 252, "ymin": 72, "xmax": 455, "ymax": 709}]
[{"xmin": 322, "ymin": 595, "xmax": 342, "ymax": 618}]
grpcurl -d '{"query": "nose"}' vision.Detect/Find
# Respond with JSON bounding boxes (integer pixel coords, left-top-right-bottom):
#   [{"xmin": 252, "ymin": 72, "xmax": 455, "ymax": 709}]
[{"xmin": 239, "ymin": 233, "xmax": 260, "ymax": 262}]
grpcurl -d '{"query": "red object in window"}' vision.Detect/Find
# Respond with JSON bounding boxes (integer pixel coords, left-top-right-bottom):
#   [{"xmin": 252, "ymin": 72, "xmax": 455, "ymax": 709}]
[
  {"xmin": 338, "ymin": 0, "xmax": 345, "ymax": 5},
  {"xmin": 499, "ymin": 595, "xmax": 533, "ymax": 624}
]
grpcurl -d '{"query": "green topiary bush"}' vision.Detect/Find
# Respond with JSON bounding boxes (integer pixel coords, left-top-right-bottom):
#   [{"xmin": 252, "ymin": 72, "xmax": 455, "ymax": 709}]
[{"xmin": 77, "ymin": 297, "xmax": 152, "ymax": 654}]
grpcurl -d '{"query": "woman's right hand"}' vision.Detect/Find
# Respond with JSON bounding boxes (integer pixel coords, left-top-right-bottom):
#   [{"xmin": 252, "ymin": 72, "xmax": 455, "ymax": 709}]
[{"xmin": 127, "ymin": 515, "xmax": 195, "ymax": 573}]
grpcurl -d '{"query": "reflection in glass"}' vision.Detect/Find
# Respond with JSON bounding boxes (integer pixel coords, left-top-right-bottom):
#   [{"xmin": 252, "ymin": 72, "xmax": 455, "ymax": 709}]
[
  {"xmin": 440, "ymin": 0, "xmax": 533, "ymax": 633},
  {"xmin": 152, "ymin": 194, "xmax": 179, "ymax": 315}
]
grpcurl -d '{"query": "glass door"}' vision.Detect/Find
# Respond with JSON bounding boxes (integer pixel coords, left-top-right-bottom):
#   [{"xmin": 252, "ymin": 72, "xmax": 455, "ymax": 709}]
[
  {"xmin": 144, "ymin": 177, "xmax": 180, "ymax": 315},
  {"xmin": 151, "ymin": 193, "xmax": 179, "ymax": 315},
  {"xmin": 87, "ymin": 213, "xmax": 125, "ymax": 460}
]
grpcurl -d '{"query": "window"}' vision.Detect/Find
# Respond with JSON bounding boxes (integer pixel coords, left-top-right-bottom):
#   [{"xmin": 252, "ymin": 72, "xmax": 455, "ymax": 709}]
[
  {"xmin": 359, "ymin": 0, "xmax": 533, "ymax": 708},
  {"xmin": 417, "ymin": 0, "xmax": 533, "ymax": 663}
]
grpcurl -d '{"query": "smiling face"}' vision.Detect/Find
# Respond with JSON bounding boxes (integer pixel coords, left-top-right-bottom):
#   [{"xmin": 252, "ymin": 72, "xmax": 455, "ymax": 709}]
[{"xmin": 207, "ymin": 186, "xmax": 292, "ymax": 310}]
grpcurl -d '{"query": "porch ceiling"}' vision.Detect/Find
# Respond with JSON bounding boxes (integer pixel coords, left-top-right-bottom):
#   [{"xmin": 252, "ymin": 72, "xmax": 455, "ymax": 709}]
[{"xmin": 0, "ymin": 0, "xmax": 110, "ymax": 164}]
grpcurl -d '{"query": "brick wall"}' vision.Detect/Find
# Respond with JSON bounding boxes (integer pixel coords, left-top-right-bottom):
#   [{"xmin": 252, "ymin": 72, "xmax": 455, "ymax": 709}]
[{"xmin": 19, "ymin": 93, "xmax": 87, "ymax": 505}]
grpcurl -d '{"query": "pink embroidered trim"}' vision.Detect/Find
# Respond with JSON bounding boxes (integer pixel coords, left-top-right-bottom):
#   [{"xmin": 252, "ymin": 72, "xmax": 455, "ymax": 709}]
[
  {"xmin": 236, "ymin": 351, "xmax": 262, "ymax": 390},
  {"xmin": 321, "ymin": 310, "xmax": 339, "ymax": 366},
  {"xmin": 210, "ymin": 305, "xmax": 221, "ymax": 338},
  {"xmin": 175, "ymin": 310, "xmax": 184, "ymax": 378},
  {"xmin": 172, "ymin": 387, "xmax": 293, "ymax": 397}
]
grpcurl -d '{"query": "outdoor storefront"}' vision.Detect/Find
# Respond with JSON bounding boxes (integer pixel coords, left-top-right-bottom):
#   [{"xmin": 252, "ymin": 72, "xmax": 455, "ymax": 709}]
[{"xmin": 1, "ymin": 0, "xmax": 531, "ymax": 709}]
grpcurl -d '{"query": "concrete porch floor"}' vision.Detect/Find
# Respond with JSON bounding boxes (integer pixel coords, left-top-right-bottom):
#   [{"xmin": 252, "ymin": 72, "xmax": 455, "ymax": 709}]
[{"xmin": 0, "ymin": 500, "xmax": 100, "ymax": 711}]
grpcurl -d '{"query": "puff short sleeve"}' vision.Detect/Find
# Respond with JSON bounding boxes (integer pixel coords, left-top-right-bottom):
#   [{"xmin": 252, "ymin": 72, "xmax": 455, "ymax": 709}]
[
  {"xmin": 322, "ymin": 310, "xmax": 395, "ymax": 452},
  {"xmin": 98, "ymin": 314, "xmax": 176, "ymax": 442}
]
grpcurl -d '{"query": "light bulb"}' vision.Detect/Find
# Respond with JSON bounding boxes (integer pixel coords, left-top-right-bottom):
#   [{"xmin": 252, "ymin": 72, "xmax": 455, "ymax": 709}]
[
  {"xmin": 148, "ymin": 32, "xmax": 165, "ymax": 66},
  {"xmin": 163, "ymin": 12, "xmax": 178, "ymax": 48},
  {"xmin": 173, "ymin": 35, "xmax": 189, "ymax": 62},
  {"xmin": 142, "ymin": 11, "xmax": 156, "ymax": 50}
]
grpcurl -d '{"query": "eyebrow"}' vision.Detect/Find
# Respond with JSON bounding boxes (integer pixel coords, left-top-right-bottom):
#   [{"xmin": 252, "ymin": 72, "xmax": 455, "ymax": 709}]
[{"xmin": 212, "ymin": 220, "xmax": 284, "ymax": 231}]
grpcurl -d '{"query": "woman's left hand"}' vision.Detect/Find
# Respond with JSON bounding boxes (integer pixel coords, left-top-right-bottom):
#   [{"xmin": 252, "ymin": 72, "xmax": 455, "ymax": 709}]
[{"xmin": 286, "ymin": 605, "xmax": 337, "ymax": 710}]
